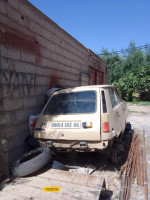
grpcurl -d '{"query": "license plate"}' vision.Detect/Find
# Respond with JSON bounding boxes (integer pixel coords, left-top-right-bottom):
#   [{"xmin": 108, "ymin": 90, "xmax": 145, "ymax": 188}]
[{"xmin": 50, "ymin": 122, "xmax": 80, "ymax": 129}]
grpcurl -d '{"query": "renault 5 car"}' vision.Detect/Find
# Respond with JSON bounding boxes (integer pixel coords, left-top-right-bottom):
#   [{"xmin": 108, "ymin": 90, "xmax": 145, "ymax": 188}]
[{"xmin": 34, "ymin": 85, "xmax": 127, "ymax": 151}]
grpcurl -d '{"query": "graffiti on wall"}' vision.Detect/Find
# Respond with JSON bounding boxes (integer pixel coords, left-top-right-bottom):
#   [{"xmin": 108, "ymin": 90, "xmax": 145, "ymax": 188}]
[{"xmin": 2, "ymin": 70, "xmax": 36, "ymax": 96}]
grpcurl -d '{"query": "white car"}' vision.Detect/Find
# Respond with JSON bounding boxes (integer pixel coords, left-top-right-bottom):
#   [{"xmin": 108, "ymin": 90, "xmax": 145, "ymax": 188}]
[{"xmin": 34, "ymin": 85, "xmax": 127, "ymax": 151}]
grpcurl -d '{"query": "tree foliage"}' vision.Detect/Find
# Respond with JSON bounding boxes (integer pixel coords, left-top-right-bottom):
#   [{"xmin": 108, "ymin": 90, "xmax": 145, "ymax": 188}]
[{"xmin": 100, "ymin": 42, "xmax": 150, "ymax": 101}]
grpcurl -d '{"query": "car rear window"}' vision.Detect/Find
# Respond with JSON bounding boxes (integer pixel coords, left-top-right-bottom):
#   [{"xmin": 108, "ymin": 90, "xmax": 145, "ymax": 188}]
[{"xmin": 43, "ymin": 91, "xmax": 96, "ymax": 115}]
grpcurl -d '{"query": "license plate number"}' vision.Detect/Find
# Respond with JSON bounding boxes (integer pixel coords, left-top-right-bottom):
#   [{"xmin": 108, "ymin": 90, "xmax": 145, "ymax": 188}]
[{"xmin": 50, "ymin": 122, "xmax": 80, "ymax": 129}]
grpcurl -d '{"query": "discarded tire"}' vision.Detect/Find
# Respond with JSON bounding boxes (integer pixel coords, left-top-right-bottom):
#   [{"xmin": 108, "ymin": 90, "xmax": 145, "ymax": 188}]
[{"xmin": 12, "ymin": 146, "xmax": 51, "ymax": 177}]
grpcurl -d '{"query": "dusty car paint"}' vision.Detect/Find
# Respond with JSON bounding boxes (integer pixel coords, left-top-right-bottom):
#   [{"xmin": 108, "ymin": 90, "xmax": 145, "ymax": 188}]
[{"xmin": 34, "ymin": 85, "xmax": 127, "ymax": 151}]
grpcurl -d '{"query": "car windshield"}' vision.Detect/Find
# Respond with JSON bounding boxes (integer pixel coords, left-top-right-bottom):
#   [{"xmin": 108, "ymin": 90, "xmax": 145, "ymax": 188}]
[{"xmin": 43, "ymin": 91, "xmax": 96, "ymax": 115}]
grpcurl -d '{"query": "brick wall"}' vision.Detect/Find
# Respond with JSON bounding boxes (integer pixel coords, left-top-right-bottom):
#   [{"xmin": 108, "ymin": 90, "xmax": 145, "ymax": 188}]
[{"xmin": 0, "ymin": 0, "xmax": 108, "ymax": 176}]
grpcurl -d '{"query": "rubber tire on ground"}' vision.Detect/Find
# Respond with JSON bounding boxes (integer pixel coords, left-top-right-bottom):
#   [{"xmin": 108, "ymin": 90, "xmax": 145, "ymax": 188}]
[{"xmin": 12, "ymin": 146, "xmax": 51, "ymax": 177}]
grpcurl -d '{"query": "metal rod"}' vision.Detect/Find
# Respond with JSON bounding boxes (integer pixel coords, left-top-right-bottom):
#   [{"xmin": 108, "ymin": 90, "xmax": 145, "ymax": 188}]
[{"xmin": 143, "ymin": 130, "xmax": 148, "ymax": 200}]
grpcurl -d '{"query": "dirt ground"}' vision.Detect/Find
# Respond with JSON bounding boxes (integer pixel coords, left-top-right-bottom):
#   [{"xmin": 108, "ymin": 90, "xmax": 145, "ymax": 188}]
[{"xmin": 127, "ymin": 105, "xmax": 150, "ymax": 200}]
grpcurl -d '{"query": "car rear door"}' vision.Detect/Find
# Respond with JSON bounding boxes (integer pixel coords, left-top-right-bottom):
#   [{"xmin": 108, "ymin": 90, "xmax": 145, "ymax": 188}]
[{"xmin": 38, "ymin": 88, "xmax": 101, "ymax": 141}]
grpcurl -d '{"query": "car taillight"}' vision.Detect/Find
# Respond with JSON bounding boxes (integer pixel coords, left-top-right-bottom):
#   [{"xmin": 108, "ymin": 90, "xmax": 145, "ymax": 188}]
[
  {"xmin": 102, "ymin": 113, "xmax": 110, "ymax": 132},
  {"xmin": 31, "ymin": 118, "xmax": 38, "ymax": 127}
]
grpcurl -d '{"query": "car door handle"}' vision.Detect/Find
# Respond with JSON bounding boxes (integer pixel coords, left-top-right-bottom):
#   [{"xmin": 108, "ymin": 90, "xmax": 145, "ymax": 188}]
[{"xmin": 115, "ymin": 111, "xmax": 119, "ymax": 116}]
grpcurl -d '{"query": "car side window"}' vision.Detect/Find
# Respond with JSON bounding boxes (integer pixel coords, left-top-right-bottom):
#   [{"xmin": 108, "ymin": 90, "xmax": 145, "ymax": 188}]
[
  {"xmin": 108, "ymin": 88, "xmax": 122, "ymax": 108},
  {"xmin": 108, "ymin": 88, "xmax": 117, "ymax": 108},
  {"xmin": 114, "ymin": 89, "xmax": 122, "ymax": 104}
]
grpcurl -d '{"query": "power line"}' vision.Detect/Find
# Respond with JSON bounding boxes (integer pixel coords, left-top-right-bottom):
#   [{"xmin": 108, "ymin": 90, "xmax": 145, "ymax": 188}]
[{"xmin": 98, "ymin": 44, "xmax": 150, "ymax": 56}]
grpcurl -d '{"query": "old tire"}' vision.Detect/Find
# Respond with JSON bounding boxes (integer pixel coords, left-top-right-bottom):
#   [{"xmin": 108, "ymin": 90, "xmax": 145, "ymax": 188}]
[{"xmin": 12, "ymin": 146, "xmax": 51, "ymax": 177}]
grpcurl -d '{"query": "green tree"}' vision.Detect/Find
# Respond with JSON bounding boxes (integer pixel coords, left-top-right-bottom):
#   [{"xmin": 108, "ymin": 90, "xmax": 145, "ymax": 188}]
[{"xmin": 100, "ymin": 42, "xmax": 150, "ymax": 101}]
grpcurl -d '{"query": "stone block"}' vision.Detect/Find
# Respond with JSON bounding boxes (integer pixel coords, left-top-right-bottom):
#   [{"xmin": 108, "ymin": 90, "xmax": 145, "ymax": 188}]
[
  {"xmin": 8, "ymin": 0, "xmax": 19, "ymax": 10},
  {"xmin": 23, "ymin": 97, "xmax": 37, "ymax": 109},
  {"xmin": 0, "ymin": 112, "xmax": 17, "ymax": 126},
  {"xmin": 8, "ymin": 4, "xmax": 25, "ymax": 26},
  {"xmin": 15, "ymin": 109, "xmax": 29, "ymax": 123},
  {"xmin": 1, "ymin": 57, "xmax": 15, "ymax": 71},
  {"xmin": 42, "ymin": 27, "xmax": 54, "ymax": 42},
  {"xmin": 0, "ymin": 45, "xmax": 20, "ymax": 60},
  {"xmin": 20, "ymin": 50, "xmax": 35, "ymax": 63},
  {"xmin": 8, "ymin": 142, "xmax": 25, "ymax": 164},
  {"xmin": 15, "ymin": 61, "xmax": 35, "ymax": 74},
  {"xmin": 28, "ymin": 19, "xmax": 42, "ymax": 36},
  {"xmin": 41, "ymin": 38, "xmax": 56, "ymax": 53},
  {"xmin": 37, "ymin": 95, "xmax": 46, "ymax": 107},
  {"xmin": 0, "ymin": 0, "xmax": 7, "ymax": 15},
  {"xmin": 8, "ymin": 129, "xmax": 28, "ymax": 151},
  {"xmin": 2, "ymin": 98, "xmax": 24, "ymax": 111},
  {"xmin": 36, "ymin": 76, "xmax": 48, "ymax": 86}
]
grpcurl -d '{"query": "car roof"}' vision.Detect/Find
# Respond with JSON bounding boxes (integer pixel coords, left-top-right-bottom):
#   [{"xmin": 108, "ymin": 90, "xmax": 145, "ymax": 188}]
[{"xmin": 52, "ymin": 85, "xmax": 115, "ymax": 94}]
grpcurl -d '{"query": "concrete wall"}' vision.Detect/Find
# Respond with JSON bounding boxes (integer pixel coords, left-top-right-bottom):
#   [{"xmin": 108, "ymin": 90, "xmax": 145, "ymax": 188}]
[{"xmin": 0, "ymin": 0, "xmax": 108, "ymax": 176}]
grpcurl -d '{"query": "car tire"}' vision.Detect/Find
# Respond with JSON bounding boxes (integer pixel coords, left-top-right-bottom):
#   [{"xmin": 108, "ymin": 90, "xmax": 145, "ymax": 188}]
[{"xmin": 12, "ymin": 146, "xmax": 51, "ymax": 177}]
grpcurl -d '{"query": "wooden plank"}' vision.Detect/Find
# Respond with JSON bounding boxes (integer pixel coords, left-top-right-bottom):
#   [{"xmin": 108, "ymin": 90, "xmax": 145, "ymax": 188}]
[
  {"xmin": 20, "ymin": 177, "xmax": 101, "ymax": 199},
  {"xmin": 0, "ymin": 191, "xmax": 26, "ymax": 200},
  {"xmin": 2, "ymin": 169, "xmax": 105, "ymax": 200},
  {"xmin": 2, "ymin": 183, "xmax": 59, "ymax": 200},
  {"xmin": 3, "ymin": 178, "xmax": 100, "ymax": 200},
  {"xmin": 37, "ymin": 168, "xmax": 104, "ymax": 190}
]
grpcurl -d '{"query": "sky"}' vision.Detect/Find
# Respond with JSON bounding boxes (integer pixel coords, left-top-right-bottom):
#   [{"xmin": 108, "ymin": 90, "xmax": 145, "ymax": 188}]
[{"xmin": 28, "ymin": 0, "xmax": 150, "ymax": 54}]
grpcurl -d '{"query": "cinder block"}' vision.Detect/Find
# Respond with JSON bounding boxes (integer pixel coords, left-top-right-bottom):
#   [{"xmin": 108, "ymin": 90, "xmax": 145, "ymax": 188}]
[
  {"xmin": 36, "ymin": 86, "xmax": 48, "ymax": 96},
  {"xmin": 46, "ymin": 60, "xmax": 58, "ymax": 70},
  {"xmin": 37, "ymin": 95, "xmax": 46, "ymax": 107},
  {"xmin": 36, "ymin": 76, "xmax": 48, "ymax": 86},
  {"xmin": 2, "ymin": 69, "xmax": 36, "ymax": 97},
  {"xmin": 8, "ymin": 142, "xmax": 25, "ymax": 164},
  {"xmin": 15, "ymin": 61, "xmax": 35, "ymax": 74},
  {"xmin": 27, "ymin": 105, "xmax": 43, "ymax": 116},
  {"xmin": 0, "ymin": 151, "xmax": 9, "ymax": 176},
  {"xmin": 1, "ymin": 57, "xmax": 15, "ymax": 71},
  {"xmin": 0, "ymin": 85, "xmax": 3, "ymax": 99},
  {"xmin": 41, "ymin": 38, "xmax": 56, "ymax": 52},
  {"xmin": 8, "ymin": 0, "xmax": 19, "ymax": 10},
  {"xmin": 8, "ymin": 129, "xmax": 29, "ymax": 150},
  {"xmin": 0, "ymin": 112, "xmax": 17, "ymax": 126},
  {"xmin": 0, "ymin": 0, "xmax": 7, "ymax": 15},
  {"xmin": 40, "ymin": 47, "xmax": 52, "ymax": 60},
  {"xmin": 2, "ymin": 84, "xmax": 35, "ymax": 98},
  {"xmin": 20, "ymin": 50, "xmax": 35, "ymax": 63},
  {"xmin": 52, "ymin": 35, "xmax": 62, "ymax": 46},
  {"xmin": 44, "ymin": 20, "xmax": 56, "ymax": 35},
  {"xmin": 2, "ymin": 98, "xmax": 24, "ymax": 111},
  {"xmin": 18, "ymin": 0, "xmax": 47, "ymax": 29},
  {"xmin": 15, "ymin": 109, "xmax": 29, "ymax": 123},
  {"xmin": 0, "ymin": 45, "xmax": 20, "ymax": 60},
  {"xmin": 65, "ymin": 73, "xmax": 79, "ymax": 81},
  {"xmin": 23, "ymin": 97, "xmax": 37, "ymax": 109},
  {"xmin": 42, "ymin": 27, "xmax": 54, "ymax": 42},
  {"xmin": 28, "ymin": 19, "xmax": 42, "ymax": 36},
  {"xmin": 51, "ymin": 52, "xmax": 66, "ymax": 65},
  {"xmin": 40, "ymin": 57, "xmax": 48, "ymax": 68},
  {"xmin": 8, "ymin": 4, "xmax": 25, "ymax": 26}
]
